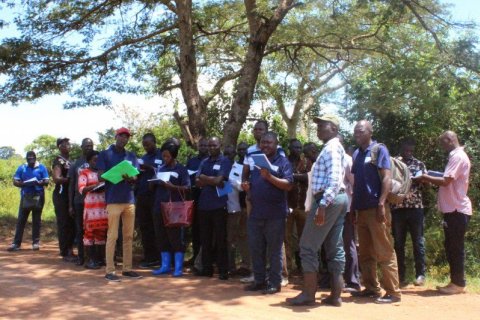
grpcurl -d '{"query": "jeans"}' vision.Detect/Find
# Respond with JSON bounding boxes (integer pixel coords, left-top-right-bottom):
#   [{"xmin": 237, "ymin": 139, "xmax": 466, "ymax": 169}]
[
  {"xmin": 443, "ymin": 211, "xmax": 470, "ymax": 287},
  {"xmin": 299, "ymin": 193, "xmax": 348, "ymax": 275},
  {"xmin": 136, "ymin": 195, "xmax": 159, "ymax": 261},
  {"xmin": 247, "ymin": 216, "xmax": 285, "ymax": 287},
  {"xmin": 392, "ymin": 207, "xmax": 426, "ymax": 281},
  {"xmin": 13, "ymin": 194, "xmax": 45, "ymax": 246}
]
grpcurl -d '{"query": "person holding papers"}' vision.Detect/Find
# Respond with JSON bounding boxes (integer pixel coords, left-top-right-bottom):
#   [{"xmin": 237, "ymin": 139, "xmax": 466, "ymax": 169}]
[
  {"xmin": 97, "ymin": 127, "xmax": 141, "ymax": 282},
  {"xmin": 242, "ymin": 132, "xmax": 293, "ymax": 295},
  {"xmin": 136, "ymin": 133, "xmax": 163, "ymax": 269},
  {"xmin": 78, "ymin": 150, "xmax": 108, "ymax": 269},
  {"xmin": 8, "ymin": 151, "xmax": 49, "ymax": 252},
  {"xmin": 151, "ymin": 142, "xmax": 190, "ymax": 277},
  {"xmin": 195, "ymin": 137, "xmax": 232, "ymax": 280}
]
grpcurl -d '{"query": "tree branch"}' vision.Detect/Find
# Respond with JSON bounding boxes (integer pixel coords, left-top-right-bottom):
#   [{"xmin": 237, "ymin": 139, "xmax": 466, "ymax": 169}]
[{"xmin": 203, "ymin": 69, "xmax": 243, "ymax": 106}]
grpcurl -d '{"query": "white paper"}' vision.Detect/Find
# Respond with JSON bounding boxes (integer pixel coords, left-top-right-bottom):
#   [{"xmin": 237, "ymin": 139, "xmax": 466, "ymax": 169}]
[
  {"xmin": 188, "ymin": 170, "xmax": 197, "ymax": 176},
  {"xmin": 23, "ymin": 177, "xmax": 39, "ymax": 183},
  {"xmin": 147, "ymin": 172, "xmax": 171, "ymax": 182},
  {"xmin": 170, "ymin": 172, "xmax": 179, "ymax": 179}
]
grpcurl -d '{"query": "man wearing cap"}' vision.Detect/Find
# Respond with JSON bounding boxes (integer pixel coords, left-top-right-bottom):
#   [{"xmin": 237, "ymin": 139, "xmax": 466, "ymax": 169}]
[
  {"xmin": 97, "ymin": 127, "xmax": 142, "ymax": 282},
  {"xmin": 7, "ymin": 151, "xmax": 49, "ymax": 252},
  {"xmin": 52, "ymin": 137, "xmax": 76, "ymax": 262},
  {"xmin": 286, "ymin": 115, "xmax": 348, "ymax": 306},
  {"xmin": 350, "ymin": 120, "xmax": 401, "ymax": 303}
]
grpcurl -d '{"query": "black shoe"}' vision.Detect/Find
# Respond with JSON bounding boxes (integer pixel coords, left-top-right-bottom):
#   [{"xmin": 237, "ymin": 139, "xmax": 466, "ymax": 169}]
[
  {"xmin": 375, "ymin": 294, "xmax": 401, "ymax": 304},
  {"xmin": 63, "ymin": 255, "xmax": 78, "ymax": 263},
  {"xmin": 263, "ymin": 284, "xmax": 281, "ymax": 295},
  {"xmin": 105, "ymin": 273, "xmax": 121, "ymax": 282},
  {"xmin": 244, "ymin": 282, "xmax": 267, "ymax": 291},
  {"xmin": 139, "ymin": 260, "xmax": 161, "ymax": 269},
  {"xmin": 236, "ymin": 267, "xmax": 251, "ymax": 277},
  {"xmin": 85, "ymin": 260, "xmax": 100, "ymax": 270},
  {"xmin": 351, "ymin": 289, "xmax": 382, "ymax": 298},
  {"xmin": 7, "ymin": 244, "xmax": 20, "ymax": 252},
  {"xmin": 218, "ymin": 273, "xmax": 229, "ymax": 281},
  {"xmin": 122, "ymin": 271, "xmax": 143, "ymax": 279}
]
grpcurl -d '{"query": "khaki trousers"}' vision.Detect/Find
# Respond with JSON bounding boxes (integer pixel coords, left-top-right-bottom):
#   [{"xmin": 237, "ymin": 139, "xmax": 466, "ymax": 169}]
[
  {"xmin": 357, "ymin": 206, "xmax": 401, "ymax": 297},
  {"xmin": 105, "ymin": 203, "xmax": 135, "ymax": 274}
]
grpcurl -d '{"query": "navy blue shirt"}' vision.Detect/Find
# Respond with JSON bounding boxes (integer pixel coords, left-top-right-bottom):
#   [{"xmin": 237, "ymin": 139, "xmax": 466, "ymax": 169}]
[
  {"xmin": 136, "ymin": 148, "xmax": 163, "ymax": 196},
  {"xmin": 186, "ymin": 154, "xmax": 208, "ymax": 200},
  {"xmin": 249, "ymin": 153, "xmax": 293, "ymax": 220},
  {"xmin": 153, "ymin": 162, "xmax": 190, "ymax": 209},
  {"xmin": 14, "ymin": 162, "xmax": 49, "ymax": 196},
  {"xmin": 351, "ymin": 142, "xmax": 391, "ymax": 210},
  {"xmin": 97, "ymin": 145, "xmax": 139, "ymax": 204},
  {"xmin": 197, "ymin": 155, "xmax": 232, "ymax": 211}
]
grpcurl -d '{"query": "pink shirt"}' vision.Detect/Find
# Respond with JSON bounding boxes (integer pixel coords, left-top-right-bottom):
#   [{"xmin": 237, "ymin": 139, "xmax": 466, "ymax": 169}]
[{"xmin": 438, "ymin": 147, "xmax": 472, "ymax": 215}]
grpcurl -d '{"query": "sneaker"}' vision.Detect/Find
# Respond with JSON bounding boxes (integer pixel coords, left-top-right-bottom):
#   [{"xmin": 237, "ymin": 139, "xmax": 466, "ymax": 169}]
[
  {"xmin": 139, "ymin": 260, "xmax": 161, "ymax": 269},
  {"xmin": 413, "ymin": 275, "xmax": 426, "ymax": 286},
  {"xmin": 7, "ymin": 244, "xmax": 20, "ymax": 252},
  {"xmin": 32, "ymin": 243, "xmax": 40, "ymax": 251},
  {"xmin": 281, "ymin": 277, "xmax": 289, "ymax": 287},
  {"xmin": 375, "ymin": 294, "xmax": 401, "ymax": 304},
  {"xmin": 437, "ymin": 283, "xmax": 465, "ymax": 295},
  {"xmin": 122, "ymin": 271, "xmax": 143, "ymax": 279},
  {"xmin": 240, "ymin": 274, "xmax": 254, "ymax": 283},
  {"xmin": 105, "ymin": 273, "xmax": 121, "ymax": 282}
]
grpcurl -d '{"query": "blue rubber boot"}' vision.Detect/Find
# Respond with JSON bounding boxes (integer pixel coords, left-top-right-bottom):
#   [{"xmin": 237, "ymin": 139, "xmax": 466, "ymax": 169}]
[
  {"xmin": 172, "ymin": 252, "xmax": 184, "ymax": 277},
  {"xmin": 152, "ymin": 252, "xmax": 171, "ymax": 275}
]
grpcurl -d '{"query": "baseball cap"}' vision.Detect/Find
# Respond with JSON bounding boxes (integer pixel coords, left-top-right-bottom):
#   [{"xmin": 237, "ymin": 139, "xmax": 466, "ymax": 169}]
[
  {"xmin": 115, "ymin": 127, "xmax": 131, "ymax": 137},
  {"xmin": 313, "ymin": 114, "xmax": 340, "ymax": 127}
]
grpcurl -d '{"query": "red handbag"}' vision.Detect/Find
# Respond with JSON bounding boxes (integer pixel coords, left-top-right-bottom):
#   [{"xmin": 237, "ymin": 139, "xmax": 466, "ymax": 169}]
[{"xmin": 161, "ymin": 189, "xmax": 194, "ymax": 227}]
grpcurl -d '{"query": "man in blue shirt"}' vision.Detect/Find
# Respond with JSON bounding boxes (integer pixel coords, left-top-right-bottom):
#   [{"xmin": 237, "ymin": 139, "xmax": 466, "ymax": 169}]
[
  {"xmin": 8, "ymin": 151, "xmax": 49, "ymax": 251},
  {"xmin": 97, "ymin": 127, "xmax": 142, "ymax": 282},
  {"xmin": 242, "ymin": 132, "xmax": 293, "ymax": 294},
  {"xmin": 135, "ymin": 133, "xmax": 163, "ymax": 268},
  {"xmin": 350, "ymin": 120, "xmax": 401, "ymax": 303},
  {"xmin": 195, "ymin": 137, "xmax": 232, "ymax": 280}
]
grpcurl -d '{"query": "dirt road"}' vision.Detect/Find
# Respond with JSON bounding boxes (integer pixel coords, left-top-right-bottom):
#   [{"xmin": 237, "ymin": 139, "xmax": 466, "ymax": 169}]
[{"xmin": 1, "ymin": 241, "xmax": 479, "ymax": 320}]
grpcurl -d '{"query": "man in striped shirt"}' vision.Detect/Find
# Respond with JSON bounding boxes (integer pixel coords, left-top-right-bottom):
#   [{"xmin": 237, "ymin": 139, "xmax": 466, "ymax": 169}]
[{"xmin": 286, "ymin": 114, "xmax": 348, "ymax": 307}]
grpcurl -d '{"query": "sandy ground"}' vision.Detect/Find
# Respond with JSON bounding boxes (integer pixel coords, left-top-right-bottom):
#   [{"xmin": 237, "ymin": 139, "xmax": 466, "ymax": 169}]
[{"xmin": 1, "ymin": 240, "xmax": 479, "ymax": 320}]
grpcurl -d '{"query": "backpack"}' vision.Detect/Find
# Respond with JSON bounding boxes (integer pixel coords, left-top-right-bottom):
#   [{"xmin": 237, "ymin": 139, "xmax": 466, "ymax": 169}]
[{"xmin": 370, "ymin": 143, "xmax": 411, "ymax": 205}]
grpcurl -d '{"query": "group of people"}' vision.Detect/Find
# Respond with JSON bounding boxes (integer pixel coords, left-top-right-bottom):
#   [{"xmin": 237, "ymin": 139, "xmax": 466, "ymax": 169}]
[{"xmin": 8, "ymin": 115, "xmax": 472, "ymax": 306}]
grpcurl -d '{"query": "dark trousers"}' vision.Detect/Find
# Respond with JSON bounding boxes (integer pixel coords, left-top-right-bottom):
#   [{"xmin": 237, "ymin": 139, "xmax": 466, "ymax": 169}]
[
  {"xmin": 13, "ymin": 194, "xmax": 44, "ymax": 246},
  {"xmin": 53, "ymin": 192, "xmax": 75, "ymax": 256},
  {"xmin": 74, "ymin": 202, "xmax": 85, "ymax": 260},
  {"xmin": 343, "ymin": 211, "xmax": 361, "ymax": 288},
  {"xmin": 443, "ymin": 212, "xmax": 470, "ymax": 287},
  {"xmin": 248, "ymin": 216, "xmax": 285, "ymax": 287},
  {"xmin": 136, "ymin": 195, "xmax": 159, "ymax": 261},
  {"xmin": 392, "ymin": 208, "xmax": 426, "ymax": 281},
  {"xmin": 153, "ymin": 208, "xmax": 185, "ymax": 253},
  {"xmin": 199, "ymin": 208, "xmax": 228, "ymax": 274}
]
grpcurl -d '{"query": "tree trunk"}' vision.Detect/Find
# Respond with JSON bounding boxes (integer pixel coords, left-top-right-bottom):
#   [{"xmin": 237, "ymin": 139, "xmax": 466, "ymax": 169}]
[{"xmin": 176, "ymin": 0, "xmax": 207, "ymax": 146}]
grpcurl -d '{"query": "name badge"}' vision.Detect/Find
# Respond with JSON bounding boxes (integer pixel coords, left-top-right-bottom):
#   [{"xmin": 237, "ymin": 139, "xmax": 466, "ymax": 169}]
[
  {"xmin": 364, "ymin": 156, "xmax": 372, "ymax": 164},
  {"xmin": 155, "ymin": 159, "xmax": 163, "ymax": 165},
  {"xmin": 137, "ymin": 159, "xmax": 144, "ymax": 165},
  {"xmin": 213, "ymin": 164, "xmax": 221, "ymax": 170}
]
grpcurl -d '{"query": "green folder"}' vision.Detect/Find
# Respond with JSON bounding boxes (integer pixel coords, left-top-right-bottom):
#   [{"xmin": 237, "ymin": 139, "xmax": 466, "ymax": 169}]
[{"xmin": 101, "ymin": 160, "xmax": 140, "ymax": 184}]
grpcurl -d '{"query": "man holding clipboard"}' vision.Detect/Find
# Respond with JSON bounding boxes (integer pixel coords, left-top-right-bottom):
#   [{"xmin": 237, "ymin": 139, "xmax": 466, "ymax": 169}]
[{"xmin": 97, "ymin": 127, "xmax": 141, "ymax": 282}]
